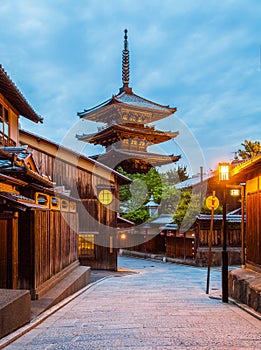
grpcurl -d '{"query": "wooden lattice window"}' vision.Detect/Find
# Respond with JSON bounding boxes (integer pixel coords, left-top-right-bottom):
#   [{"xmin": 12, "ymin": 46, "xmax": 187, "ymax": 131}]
[{"xmin": 78, "ymin": 234, "xmax": 95, "ymax": 257}]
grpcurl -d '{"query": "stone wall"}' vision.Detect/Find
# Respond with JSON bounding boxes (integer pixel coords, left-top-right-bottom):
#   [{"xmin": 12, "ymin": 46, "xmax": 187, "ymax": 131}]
[
  {"xmin": 229, "ymin": 268, "xmax": 261, "ymax": 313},
  {"xmin": 196, "ymin": 247, "xmax": 241, "ymax": 267}
]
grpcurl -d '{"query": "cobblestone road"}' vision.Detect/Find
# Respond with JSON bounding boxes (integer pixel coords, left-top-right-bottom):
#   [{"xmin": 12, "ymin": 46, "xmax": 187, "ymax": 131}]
[{"xmin": 4, "ymin": 257, "xmax": 261, "ymax": 349}]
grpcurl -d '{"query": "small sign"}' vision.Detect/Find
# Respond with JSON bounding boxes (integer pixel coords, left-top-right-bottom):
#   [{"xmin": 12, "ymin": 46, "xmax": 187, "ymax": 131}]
[{"xmin": 205, "ymin": 195, "xmax": 219, "ymax": 210}]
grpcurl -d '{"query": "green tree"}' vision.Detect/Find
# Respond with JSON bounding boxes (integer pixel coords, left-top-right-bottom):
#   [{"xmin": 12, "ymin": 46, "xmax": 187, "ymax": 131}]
[
  {"xmin": 117, "ymin": 166, "xmax": 187, "ymax": 224},
  {"xmin": 165, "ymin": 166, "xmax": 189, "ymax": 184},
  {"xmin": 121, "ymin": 207, "xmax": 149, "ymax": 225},
  {"xmin": 234, "ymin": 139, "xmax": 261, "ymax": 160}
]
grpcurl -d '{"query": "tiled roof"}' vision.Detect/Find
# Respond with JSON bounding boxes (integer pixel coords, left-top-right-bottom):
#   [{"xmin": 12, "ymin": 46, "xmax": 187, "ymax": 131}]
[
  {"xmin": 0, "ymin": 65, "xmax": 43, "ymax": 123},
  {"xmin": 175, "ymin": 173, "xmax": 215, "ymax": 189},
  {"xmin": 78, "ymin": 91, "xmax": 176, "ymax": 120},
  {"xmin": 196, "ymin": 212, "xmax": 244, "ymax": 223},
  {"xmin": 116, "ymin": 91, "xmax": 176, "ymax": 112}
]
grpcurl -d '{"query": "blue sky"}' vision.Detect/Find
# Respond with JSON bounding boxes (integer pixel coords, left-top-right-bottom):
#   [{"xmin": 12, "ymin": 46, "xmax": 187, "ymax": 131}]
[{"xmin": 1, "ymin": 0, "xmax": 260, "ymax": 175}]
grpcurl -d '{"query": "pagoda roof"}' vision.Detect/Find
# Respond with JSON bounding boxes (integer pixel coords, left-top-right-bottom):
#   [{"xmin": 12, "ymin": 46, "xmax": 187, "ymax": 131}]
[
  {"xmin": 0, "ymin": 65, "xmax": 43, "ymax": 123},
  {"xmin": 77, "ymin": 123, "xmax": 179, "ymax": 144},
  {"xmin": 89, "ymin": 145, "xmax": 181, "ymax": 168},
  {"xmin": 78, "ymin": 91, "xmax": 176, "ymax": 123}
]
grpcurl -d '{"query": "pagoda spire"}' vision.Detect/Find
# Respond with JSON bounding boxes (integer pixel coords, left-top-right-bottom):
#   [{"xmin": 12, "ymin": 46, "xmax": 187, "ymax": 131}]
[{"xmin": 120, "ymin": 29, "xmax": 132, "ymax": 94}]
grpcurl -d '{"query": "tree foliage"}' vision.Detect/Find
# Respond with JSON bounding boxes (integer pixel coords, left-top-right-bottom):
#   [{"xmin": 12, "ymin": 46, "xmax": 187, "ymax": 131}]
[
  {"xmin": 117, "ymin": 166, "xmax": 189, "ymax": 224},
  {"xmin": 173, "ymin": 191, "xmax": 201, "ymax": 230},
  {"xmin": 234, "ymin": 139, "xmax": 261, "ymax": 160}
]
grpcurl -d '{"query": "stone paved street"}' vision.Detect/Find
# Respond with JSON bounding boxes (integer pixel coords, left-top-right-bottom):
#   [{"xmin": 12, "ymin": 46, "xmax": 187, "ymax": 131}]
[{"xmin": 4, "ymin": 257, "xmax": 261, "ymax": 349}]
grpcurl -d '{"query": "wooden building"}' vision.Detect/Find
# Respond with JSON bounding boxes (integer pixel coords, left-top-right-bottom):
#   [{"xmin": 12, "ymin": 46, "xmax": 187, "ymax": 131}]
[
  {"xmin": 195, "ymin": 212, "xmax": 242, "ymax": 266},
  {"xmin": 0, "ymin": 65, "xmax": 86, "ymax": 302},
  {"xmin": 228, "ymin": 157, "xmax": 261, "ymax": 312},
  {"xmin": 0, "ymin": 63, "xmax": 130, "ymax": 307},
  {"xmin": 77, "ymin": 30, "xmax": 180, "ymax": 174},
  {"xmin": 19, "ymin": 130, "xmax": 131, "ymax": 271},
  {"xmin": 121, "ymin": 214, "xmax": 194, "ymax": 260}
]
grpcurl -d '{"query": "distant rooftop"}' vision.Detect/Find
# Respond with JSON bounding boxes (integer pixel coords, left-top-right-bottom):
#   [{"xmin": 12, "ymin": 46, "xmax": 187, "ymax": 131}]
[{"xmin": 175, "ymin": 172, "xmax": 215, "ymax": 190}]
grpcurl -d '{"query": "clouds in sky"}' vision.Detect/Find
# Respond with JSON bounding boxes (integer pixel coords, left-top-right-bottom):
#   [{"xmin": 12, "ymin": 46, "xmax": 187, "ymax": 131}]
[{"xmin": 0, "ymin": 0, "xmax": 260, "ymax": 173}]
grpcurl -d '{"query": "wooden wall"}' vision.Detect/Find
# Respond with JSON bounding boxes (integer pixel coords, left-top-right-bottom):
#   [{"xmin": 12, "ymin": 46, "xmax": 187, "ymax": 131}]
[
  {"xmin": 27, "ymin": 146, "xmax": 119, "ymax": 270},
  {"xmin": 246, "ymin": 192, "xmax": 261, "ymax": 268},
  {"xmin": 18, "ymin": 210, "xmax": 78, "ymax": 295},
  {"xmin": 166, "ymin": 237, "xmax": 193, "ymax": 259},
  {"xmin": 196, "ymin": 221, "xmax": 242, "ymax": 248}
]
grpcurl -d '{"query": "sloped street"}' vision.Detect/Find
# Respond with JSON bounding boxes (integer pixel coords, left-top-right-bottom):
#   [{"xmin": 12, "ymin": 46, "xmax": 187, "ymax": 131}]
[{"xmin": 3, "ymin": 257, "xmax": 261, "ymax": 349}]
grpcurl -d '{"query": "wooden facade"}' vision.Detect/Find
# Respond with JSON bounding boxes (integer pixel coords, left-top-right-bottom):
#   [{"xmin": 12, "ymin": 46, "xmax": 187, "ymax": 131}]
[
  {"xmin": 0, "ymin": 65, "xmax": 87, "ymax": 305},
  {"xmin": 18, "ymin": 210, "xmax": 78, "ymax": 298},
  {"xmin": 19, "ymin": 130, "xmax": 130, "ymax": 271},
  {"xmin": 195, "ymin": 214, "xmax": 242, "ymax": 266},
  {"xmin": 245, "ymin": 192, "xmax": 261, "ymax": 269},
  {"xmin": 231, "ymin": 159, "xmax": 261, "ymax": 272},
  {"xmin": 227, "ymin": 158, "xmax": 261, "ymax": 312},
  {"xmin": 0, "ymin": 166, "xmax": 79, "ymax": 297}
]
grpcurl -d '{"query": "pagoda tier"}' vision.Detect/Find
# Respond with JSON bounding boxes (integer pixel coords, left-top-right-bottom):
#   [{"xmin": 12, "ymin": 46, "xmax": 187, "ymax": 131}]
[
  {"xmin": 89, "ymin": 146, "xmax": 180, "ymax": 174},
  {"xmin": 77, "ymin": 123, "xmax": 179, "ymax": 149},
  {"xmin": 77, "ymin": 91, "xmax": 177, "ymax": 125},
  {"xmin": 77, "ymin": 29, "xmax": 180, "ymax": 174}
]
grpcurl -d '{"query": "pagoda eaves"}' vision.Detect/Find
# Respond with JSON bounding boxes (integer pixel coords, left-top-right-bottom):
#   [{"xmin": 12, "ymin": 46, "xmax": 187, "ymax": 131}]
[
  {"xmin": 89, "ymin": 145, "xmax": 181, "ymax": 174},
  {"xmin": 77, "ymin": 123, "xmax": 179, "ymax": 146},
  {"xmin": 77, "ymin": 91, "xmax": 177, "ymax": 124}
]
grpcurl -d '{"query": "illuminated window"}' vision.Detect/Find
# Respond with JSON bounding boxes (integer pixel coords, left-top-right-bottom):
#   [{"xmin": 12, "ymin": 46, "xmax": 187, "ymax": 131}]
[
  {"xmin": 78, "ymin": 234, "xmax": 95, "ymax": 257},
  {"xmin": 230, "ymin": 189, "xmax": 240, "ymax": 196},
  {"xmin": 98, "ymin": 189, "xmax": 113, "ymax": 205},
  {"xmin": 219, "ymin": 163, "xmax": 230, "ymax": 181},
  {"xmin": 122, "ymin": 139, "xmax": 129, "ymax": 148},
  {"xmin": 139, "ymin": 141, "xmax": 146, "ymax": 150},
  {"xmin": 131, "ymin": 139, "xmax": 137, "ymax": 146}
]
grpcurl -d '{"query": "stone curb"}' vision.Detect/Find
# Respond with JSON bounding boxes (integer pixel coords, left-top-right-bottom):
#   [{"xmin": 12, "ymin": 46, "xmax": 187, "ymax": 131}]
[{"xmin": 0, "ymin": 276, "xmax": 111, "ymax": 349}]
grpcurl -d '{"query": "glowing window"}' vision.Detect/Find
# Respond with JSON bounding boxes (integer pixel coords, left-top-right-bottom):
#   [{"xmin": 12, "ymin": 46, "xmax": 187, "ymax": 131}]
[{"xmin": 78, "ymin": 234, "xmax": 95, "ymax": 256}]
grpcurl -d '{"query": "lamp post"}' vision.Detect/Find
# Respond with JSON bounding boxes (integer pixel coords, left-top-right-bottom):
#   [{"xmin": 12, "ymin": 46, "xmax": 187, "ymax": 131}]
[{"xmin": 219, "ymin": 163, "xmax": 230, "ymax": 303}]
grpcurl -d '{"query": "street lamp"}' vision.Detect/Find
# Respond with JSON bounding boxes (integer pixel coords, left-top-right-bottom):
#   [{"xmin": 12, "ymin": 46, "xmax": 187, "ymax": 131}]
[
  {"xmin": 219, "ymin": 162, "xmax": 230, "ymax": 303},
  {"xmin": 145, "ymin": 195, "xmax": 159, "ymax": 217}
]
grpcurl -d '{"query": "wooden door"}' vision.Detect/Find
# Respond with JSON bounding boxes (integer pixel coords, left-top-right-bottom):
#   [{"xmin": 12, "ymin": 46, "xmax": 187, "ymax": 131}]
[{"xmin": 0, "ymin": 213, "xmax": 18, "ymax": 288}]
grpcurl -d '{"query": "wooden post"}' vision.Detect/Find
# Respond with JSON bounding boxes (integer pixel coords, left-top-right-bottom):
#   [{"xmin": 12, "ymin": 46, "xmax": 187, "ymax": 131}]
[
  {"xmin": 109, "ymin": 236, "xmax": 113, "ymax": 254},
  {"xmin": 206, "ymin": 191, "xmax": 215, "ymax": 294}
]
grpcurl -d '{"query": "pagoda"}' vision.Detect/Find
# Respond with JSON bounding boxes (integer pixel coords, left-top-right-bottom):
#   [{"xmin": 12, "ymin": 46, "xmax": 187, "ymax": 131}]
[{"xmin": 77, "ymin": 29, "xmax": 180, "ymax": 174}]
